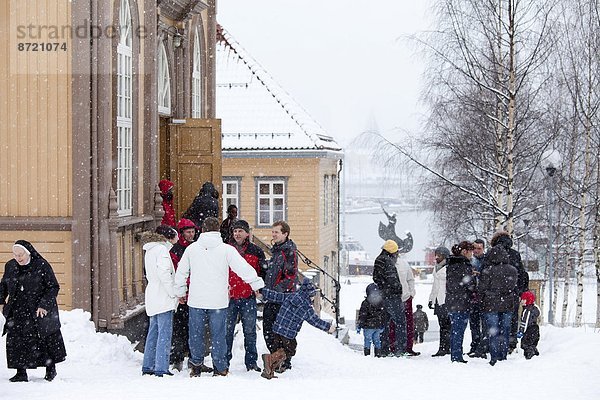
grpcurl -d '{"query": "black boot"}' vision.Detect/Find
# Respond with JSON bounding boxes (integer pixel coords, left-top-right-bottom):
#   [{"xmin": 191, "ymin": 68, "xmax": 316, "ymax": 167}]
[
  {"xmin": 363, "ymin": 348, "xmax": 371, "ymax": 356},
  {"xmin": 45, "ymin": 364, "xmax": 57, "ymax": 381},
  {"xmin": 374, "ymin": 348, "xmax": 382, "ymax": 358},
  {"xmin": 9, "ymin": 369, "xmax": 28, "ymax": 383}
]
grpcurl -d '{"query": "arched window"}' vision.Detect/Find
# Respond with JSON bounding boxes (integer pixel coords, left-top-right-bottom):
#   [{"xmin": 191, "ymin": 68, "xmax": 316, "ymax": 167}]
[
  {"xmin": 158, "ymin": 42, "xmax": 171, "ymax": 115},
  {"xmin": 116, "ymin": 0, "xmax": 133, "ymax": 215},
  {"xmin": 192, "ymin": 27, "xmax": 202, "ymax": 118}
]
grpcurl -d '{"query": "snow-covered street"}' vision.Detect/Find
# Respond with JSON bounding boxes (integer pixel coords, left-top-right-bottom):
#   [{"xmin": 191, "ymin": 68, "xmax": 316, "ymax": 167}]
[{"xmin": 1, "ymin": 278, "xmax": 598, "ymax": 400}]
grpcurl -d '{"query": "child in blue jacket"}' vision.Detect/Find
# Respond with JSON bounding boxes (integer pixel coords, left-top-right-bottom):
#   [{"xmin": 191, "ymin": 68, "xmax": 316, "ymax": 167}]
[{"xmin": 259, "ymin": 278, "xmax": 336, "ymax": 379}]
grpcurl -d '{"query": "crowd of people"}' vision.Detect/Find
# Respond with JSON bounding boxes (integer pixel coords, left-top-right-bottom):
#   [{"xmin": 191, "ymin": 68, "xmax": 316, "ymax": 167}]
[
  {"xmin": 0, "ymin": 180, "xmax": 542, "ymax": 382},
  {"xmin": 151, "ymin": 180, "xmax": 335, "ymax": 379},
  {"xmin": 359, "ymin": 231, "xmax": 540, "ymax": 366}
]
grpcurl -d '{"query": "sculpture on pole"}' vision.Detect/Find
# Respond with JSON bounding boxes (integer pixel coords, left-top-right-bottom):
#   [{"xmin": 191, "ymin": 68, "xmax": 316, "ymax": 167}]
[{"xmin": 378, "ymin": 206, "xmax": 413, "ymax": 253}]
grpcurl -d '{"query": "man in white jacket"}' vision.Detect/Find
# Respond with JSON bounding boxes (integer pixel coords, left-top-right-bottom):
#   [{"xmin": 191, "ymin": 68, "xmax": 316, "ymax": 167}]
[{"xmin": 174, "ymin": 217, "xmax": 265, "ymax": 377}]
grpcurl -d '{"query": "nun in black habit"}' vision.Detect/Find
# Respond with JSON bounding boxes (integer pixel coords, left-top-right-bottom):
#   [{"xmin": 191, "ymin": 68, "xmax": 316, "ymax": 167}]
[{"xmin": 0, "ymin": 240, "xmax": 67, "ymax": 382}]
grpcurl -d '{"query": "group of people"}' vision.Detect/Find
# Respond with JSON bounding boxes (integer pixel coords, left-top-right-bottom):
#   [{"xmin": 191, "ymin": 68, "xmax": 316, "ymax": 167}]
[
  {"xmin": 357, "ymin": 239, "xmax": 422, "ymax": 358},
  {"xmin": 357, "ymin": 230, "xmax": 540, "ymax": 366},
  {"xmin": 428, "ymin": 231, "xmax": 540, "ymax": 365},
  {"xmin": 146, "ymin": 179, "xmax": 338, "ymax": 379}
]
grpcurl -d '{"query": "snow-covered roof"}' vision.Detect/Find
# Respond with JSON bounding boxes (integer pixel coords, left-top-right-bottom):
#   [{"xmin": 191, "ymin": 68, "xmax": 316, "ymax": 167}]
[{"xmin": 216, "ymin": 26, "xmax": 342, "ymax": 152}]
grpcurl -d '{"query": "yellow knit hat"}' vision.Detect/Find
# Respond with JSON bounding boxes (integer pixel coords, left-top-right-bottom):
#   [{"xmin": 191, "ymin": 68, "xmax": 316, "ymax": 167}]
[{"xmin": 382, "ymin": 240, "xmax": 399, "ymax": 254}]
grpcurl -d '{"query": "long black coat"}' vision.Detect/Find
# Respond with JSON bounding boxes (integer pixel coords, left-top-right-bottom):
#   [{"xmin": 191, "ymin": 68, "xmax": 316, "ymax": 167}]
[
  {"xmin": 372, "ymin": 251, "xmax": 402, "ymax": 299},
  {"xmin": 478, "ymin": 246, "xmax": 518, "ymax": 313},
  {"xmin": 491, "ymin": 233, "xmax": 529, "ymax": 295},
  {"xmin": 182, "ymin": 182, "xmax": 219, "ymax": 229},
  {"xmin": 1, "ymin": 244, "xmax": 67, "ymax": 369},
  {"xmin": 445, "ymin": 255, "xmax": 475, "ymax": 313}
]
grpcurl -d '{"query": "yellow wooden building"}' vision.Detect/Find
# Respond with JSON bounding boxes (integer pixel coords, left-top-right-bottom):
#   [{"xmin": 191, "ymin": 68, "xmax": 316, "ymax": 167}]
[
  {"xmin": 216, "ymin": 27, "xmax": 343, "ymax": 315},
  {"xmin": 0, "ymin": 0, "xmax": 221, "ymax": 334}
]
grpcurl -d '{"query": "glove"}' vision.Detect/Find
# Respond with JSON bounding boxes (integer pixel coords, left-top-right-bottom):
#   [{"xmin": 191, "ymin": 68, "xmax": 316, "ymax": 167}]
[
  {"xmin": 328, "ymin": 323, "xmax": 337, "ymax": 334},
  {"xmin": 517, "ymin": 331, "xmax": 524, "ymax": 339},
  {"xmin": 428, "ymin": 301, "xmax": 434, "ymax": 310}
]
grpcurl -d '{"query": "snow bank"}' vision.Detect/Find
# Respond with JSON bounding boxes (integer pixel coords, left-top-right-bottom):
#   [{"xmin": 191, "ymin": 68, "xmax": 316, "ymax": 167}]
[{"xmin": 0, "ymin": 292, "xmax": 598, "ymax": 400}]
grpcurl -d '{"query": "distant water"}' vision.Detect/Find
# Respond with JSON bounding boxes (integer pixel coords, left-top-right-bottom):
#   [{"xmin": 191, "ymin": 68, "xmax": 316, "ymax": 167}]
[{"xmin": 343, "ymin": 210, "xmax": 434, "ymax": 264}]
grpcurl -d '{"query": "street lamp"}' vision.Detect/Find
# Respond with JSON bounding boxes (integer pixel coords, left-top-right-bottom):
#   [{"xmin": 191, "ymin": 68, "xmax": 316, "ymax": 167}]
[{"xmin": 541, "ymin": 149, "xmax": 561, "ymax": 325}]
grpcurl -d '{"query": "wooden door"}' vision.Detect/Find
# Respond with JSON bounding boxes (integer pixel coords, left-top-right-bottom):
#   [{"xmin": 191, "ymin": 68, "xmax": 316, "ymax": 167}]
[{"xmin": 169, "ymin": 119, "xmax": 222, "ymax": 219}]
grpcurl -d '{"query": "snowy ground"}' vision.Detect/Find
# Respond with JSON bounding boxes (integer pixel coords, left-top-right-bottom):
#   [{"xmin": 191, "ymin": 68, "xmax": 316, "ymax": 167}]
[{"xmin": 1, "ymin": 278, "xmax": 599, "ymax": 400}]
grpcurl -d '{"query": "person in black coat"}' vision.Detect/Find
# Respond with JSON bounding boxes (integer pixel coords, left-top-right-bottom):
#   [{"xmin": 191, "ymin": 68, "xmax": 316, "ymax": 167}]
[
  {"xmin": 478, "ymin": 245, "xmax": 518, "ymax": 366},
  {"xmin": 0, "ymin": 240, "xmax": 67, "ymax": 382},
  {"xmin": 182, "ymin": 181, "xmax": 220, "ymax": 231},
  {"xmin": 490, "ymin": 231, "xmax": 529, "ymax": 352},
  {"xmin": 445, "ymin": 241, "xmax": 476, "ymax": 363},
  {"xmin": 372, "ymin": 240, "xmax": 407, "ymax": 357},
  {"xmin": 356, "ymin": 283, "xmax": 387, "ymax": 357}
]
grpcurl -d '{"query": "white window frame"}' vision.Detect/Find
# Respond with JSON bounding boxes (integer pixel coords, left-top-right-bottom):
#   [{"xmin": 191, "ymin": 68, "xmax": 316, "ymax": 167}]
[
  {"xmin": 116, "ymin": 0, "xmax": 133, "ymax": 216},
  {"xmin": 323, "ymin": 175, "xmax": 330, "ymax": 225},
  {"xmin": 331, "ymin": 175, "xmax": 337, "ymax": 225},
  {"xmin": 192, "ymin": 27, "xmax": 202, "ymax": 118},
  {"xmin": 158, "ymin": 42, "xmax": 171, "ymax": 115},
  {"xmin": 222, "ymin": 177, "xmax": 241, "ymax": 220},
  {"xmin": 255, "ymin": 178, "xmax": 287, "ymax": 227}
]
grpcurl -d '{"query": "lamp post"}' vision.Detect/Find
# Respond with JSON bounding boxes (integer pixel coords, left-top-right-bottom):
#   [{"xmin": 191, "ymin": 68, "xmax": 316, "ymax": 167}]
[
  {"xmin": 541, "ymin": 149, "xmax": 561, "ymax": 326},
  {"xmin": 545, "ymin": 166, "xmax": 556, "ymax": 325}
]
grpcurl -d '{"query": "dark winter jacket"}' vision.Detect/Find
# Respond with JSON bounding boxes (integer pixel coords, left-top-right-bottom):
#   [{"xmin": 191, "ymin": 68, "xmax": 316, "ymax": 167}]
[
  {"xmin": 261, "ymin": 281, "xmax": 331, "ymax": 339},
  {"xmin": 0, "ymin": 240, "xmax": 67, "ymax": 369},
  {"xmin": 357, "ymin": 283, "xmax": 386, "ymax": 329},
  {"xmin": 445, "ymin": 255, "xmax": 476, "ymax": 313},
  {"xmin": 220, "ymin": 217, "xmax": 236, "ymax": 243},
  {"xmin": 372, "ymin": 250, "xmax": 402, "ymax": 299},
  {"xmin": 264, "ymin": 239, "xmax": 298, "ymax": 293},
  {"xmin": 490, "ymin": 232, "xmax": 529, "ymax": 295},
  {"xmin": 1, "ymin": 242, "xmax": 62, "ymax": 337},
  {"xmin": 413, "ymin": 309, "xmax": 429, "ymax": 333},
  {"xmin": 170, "ymin": 235, "xmax": 193, "ymax": 270},
  {"xmin": 182, "ymin": 182, "xmax": 219, "ymax": 228},
  {"xmin": 159, "ymin": 179, "xmax": 176, "ymax": 227},
  {"xmin": 478, "ymin": 246, "xmax": 518, "ymax": 313},
  {"xmin": 518, "ymin": 304, "xmax": 540, "ymax": 333},
  {"xmin": 229, "ymin": 238, "xmax": 266, "ymax": 299}
]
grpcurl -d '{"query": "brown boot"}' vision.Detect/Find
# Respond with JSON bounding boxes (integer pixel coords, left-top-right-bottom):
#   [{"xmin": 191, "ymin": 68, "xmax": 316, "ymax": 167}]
[
  {"xmin": 261, "ymin": 353, "xmax": 275, "ymax": 380},
  {"xmin": 269, "ymin": 349, "xmax": 287, "ymax": 374}
]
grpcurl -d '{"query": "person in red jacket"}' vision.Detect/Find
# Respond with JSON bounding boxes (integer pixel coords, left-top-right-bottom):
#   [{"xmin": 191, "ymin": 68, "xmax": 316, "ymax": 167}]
[
  {"xmin": 225, "ymin": 220, "xmax": 266, "ymax": 372},
  {"xmin": 158, "ymin": 180, "xmax": 176, "ymax": 227}
]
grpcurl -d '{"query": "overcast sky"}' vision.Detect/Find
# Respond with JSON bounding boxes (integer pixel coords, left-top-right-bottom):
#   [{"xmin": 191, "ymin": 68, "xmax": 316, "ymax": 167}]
[{"xmin": 217, "ymin": 0, "xmax": 433, "ymax": 146}]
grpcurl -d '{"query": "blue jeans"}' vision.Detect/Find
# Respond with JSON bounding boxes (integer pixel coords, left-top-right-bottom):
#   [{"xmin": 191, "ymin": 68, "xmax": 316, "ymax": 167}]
[
  {"xmin": 363, "ymin": 328, "xmax": 384, "ymax": 350},
  {"xmin": 383, "ymin": 298, "xmax": 407, "ymax": 354},
  {"xmin": 449, "ymin": 312, "xmax": 469, "ymax": 361},
  {"xmin": 226, "ymin": 297, "xmax": 258, "ymax": 368},
  {"xmin": 142, "ymin": 310, "xmax": 174, "ymax": 375},
  {"xmin": 189, "ymin": 307, "xmax": 228, "ymax": 373},
  {"xmin": 484, "ymin": 312, "xmax": 512, "ymax": 362}
]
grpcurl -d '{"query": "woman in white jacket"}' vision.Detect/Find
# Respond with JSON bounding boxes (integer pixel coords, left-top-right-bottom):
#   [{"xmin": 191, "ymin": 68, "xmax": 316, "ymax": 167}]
[
  {"xmin": 141, "ymin": 226, "xmax": 179, "ymax": 377},
  {"xmin": 429, "ymin": 246, "xmax": 451, "ymax": 357}
]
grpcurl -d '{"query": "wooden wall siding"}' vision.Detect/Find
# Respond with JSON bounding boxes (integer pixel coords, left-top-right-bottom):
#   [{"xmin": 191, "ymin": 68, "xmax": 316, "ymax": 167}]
[
  {"xmin": 0, "ymin": 0, "xmax": 72, "ymax": 218},
  {"xmin": 0, "ymin": 231, "xmax": 73, "ymax": 310},
  {"xmin": 223, "ymin": 156, "xmax": 323, "ymax": 266},
  {"xmin": 116, "ymin": 225, "xmax": 145, "ymax": 311},
  {"xmin": 317, "ymin": 158, "xmax": 339, "ymax": 308}
]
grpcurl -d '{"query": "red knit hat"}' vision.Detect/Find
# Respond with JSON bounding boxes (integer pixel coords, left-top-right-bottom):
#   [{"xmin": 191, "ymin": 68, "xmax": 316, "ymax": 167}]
[
  {"xmin": 177, "ymin": 218, "xmax": 196, "ymax": 232},
  {"xmin": 520, "ymin": 291, "xmax": 535, "ymax": 306}
]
